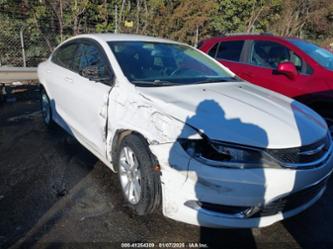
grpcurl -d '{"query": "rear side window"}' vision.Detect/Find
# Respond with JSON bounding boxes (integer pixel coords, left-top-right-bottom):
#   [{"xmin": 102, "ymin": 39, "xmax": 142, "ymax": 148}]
[
  {"xmin": 51, "ymin": 43, "xmax": 77, "ymax": 69},
  {"xmin": 216, "ymin": 41, "xmax": 245, "ymax": 62}
]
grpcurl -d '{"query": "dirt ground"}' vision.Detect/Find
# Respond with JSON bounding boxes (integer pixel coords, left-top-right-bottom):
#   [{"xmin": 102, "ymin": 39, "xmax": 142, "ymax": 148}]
[{"xmin": 1, "ymin": 88, "xmax": 333, "ymax": 249}]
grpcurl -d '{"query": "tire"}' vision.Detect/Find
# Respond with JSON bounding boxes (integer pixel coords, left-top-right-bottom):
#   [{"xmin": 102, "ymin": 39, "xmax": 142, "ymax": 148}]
[
  {"xmin": 40, "ymin": 88, "xmax": 55, "ymax": 128},
  {"xmin": 114, "ymin": 133, "xmax": 161, "ymax": 215}
]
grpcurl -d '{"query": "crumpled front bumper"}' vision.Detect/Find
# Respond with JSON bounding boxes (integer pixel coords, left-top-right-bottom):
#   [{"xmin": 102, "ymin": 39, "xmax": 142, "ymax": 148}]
[{"xmin": 150, "ymin": 142, "xmax": 333, "ymax": 228}]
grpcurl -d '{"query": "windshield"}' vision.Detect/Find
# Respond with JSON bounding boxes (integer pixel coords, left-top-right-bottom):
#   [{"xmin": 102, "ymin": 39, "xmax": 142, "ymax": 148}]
[
  {"xmin": 288, "ymin": 38, "xmax": 333, "ymax": 71},
  {"xmin": 108, "ymin": 41, "xmax": 236, "ymax": 86}
]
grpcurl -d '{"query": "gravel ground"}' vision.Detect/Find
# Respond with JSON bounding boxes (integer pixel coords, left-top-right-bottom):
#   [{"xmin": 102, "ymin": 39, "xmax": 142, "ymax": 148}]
[{"xmin": 1, "ymin": 89, "xmax": 333, "ymax": 249}]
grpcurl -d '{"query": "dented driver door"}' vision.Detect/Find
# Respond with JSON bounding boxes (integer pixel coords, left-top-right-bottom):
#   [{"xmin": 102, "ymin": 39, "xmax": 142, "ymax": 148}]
[{"xmin": 64, "ymin": 40, "xmax": 114, "ymax": 156}]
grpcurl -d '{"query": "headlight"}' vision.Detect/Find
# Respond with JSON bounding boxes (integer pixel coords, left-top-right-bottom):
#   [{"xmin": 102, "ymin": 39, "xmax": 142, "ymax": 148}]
[{"xmin": 178, "ymin": 138, "xmax": 276, "ymax": 169}]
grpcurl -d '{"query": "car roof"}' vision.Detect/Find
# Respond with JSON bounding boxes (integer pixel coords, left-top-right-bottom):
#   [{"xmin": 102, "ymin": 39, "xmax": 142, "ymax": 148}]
[
  {"xmin": 201, "ymin": 34, "xmax": 293, "ymax": 43},
  {"xmin": 71, "ymin": 33, "xmax": 183, "ymax": 45}
]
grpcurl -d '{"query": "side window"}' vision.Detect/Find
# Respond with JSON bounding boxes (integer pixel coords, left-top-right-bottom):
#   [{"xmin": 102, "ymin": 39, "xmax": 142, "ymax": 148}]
[
  {"xmin": 250, "ymin": 40, "xmax": 304, "ymax": 72},
  {"xmin": 51, "ymin": 43, "xmax": 77, "ymax": 69},
  {"xmin": 74, "ymin": 43, "xmax": 111, "ymax": 79},
  {"xmin": 216, "ymin": 41, "xmax": 245, "ymax": 62}
]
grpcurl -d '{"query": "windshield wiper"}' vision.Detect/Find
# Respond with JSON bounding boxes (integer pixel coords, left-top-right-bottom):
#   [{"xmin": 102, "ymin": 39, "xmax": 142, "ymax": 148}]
[
  {"xmin": 133, "ymin": 76, "xmax": 241, "ymax": 87},
  {"xmin": 132, "ymin": 80, "xmax": 179, "ymax": 87},
  {"xmin": 194, "ymin": 76, "xmax": 241, "ymax": 84}
]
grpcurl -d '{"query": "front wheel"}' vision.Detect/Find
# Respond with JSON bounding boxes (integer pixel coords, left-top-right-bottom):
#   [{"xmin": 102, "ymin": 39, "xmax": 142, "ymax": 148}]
[{"xmin": 115, "ymin": 134, "xmax": 161, "ymax": 215}]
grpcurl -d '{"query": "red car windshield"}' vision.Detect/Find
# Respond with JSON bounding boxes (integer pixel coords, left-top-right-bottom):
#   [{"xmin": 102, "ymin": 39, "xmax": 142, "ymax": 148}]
[{"xmin": 289, "ymin": 39, "xmax": 333, "ymax": 71}]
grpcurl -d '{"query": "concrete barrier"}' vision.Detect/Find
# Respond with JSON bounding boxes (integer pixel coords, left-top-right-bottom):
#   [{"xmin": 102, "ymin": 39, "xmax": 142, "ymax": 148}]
[{"xmin": 0, "ymin": 67, "xmax": 38, "ymax": 83}]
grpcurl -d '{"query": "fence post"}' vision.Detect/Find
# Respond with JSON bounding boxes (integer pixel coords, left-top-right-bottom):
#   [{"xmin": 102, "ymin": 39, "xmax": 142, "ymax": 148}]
[
  {"xmin": 115, "ymin": 4, "xmax": 118, "ymax": 33},
  {"xmin": 20, "ymin": 27, "xmax": 26, "ymax": 67},
  {"xmin": 194, "ymin": 25, "xmax": 199, "ymax": 47}
]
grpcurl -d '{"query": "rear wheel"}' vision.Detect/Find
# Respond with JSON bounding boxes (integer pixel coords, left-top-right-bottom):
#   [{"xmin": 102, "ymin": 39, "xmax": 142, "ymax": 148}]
[
  {"xmin": 40, "ymin": 88, "xmax": 55, "ymax": 128},
  {"xmin": 115, "ymin": 134, "xmax": 161, "ymax": 215}
]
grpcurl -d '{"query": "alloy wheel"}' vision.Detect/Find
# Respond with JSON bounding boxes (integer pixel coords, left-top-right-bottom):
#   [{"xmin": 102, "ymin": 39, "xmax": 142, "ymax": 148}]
[{"xmin": 119, "ymin": 146, "xmax": 142, "ymax": 205}]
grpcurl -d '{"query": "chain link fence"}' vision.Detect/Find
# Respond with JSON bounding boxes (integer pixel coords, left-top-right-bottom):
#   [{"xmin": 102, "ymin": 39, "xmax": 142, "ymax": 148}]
[{"xmin": 0, "ymin": 27, "xmax": 58, "ymax": 68}]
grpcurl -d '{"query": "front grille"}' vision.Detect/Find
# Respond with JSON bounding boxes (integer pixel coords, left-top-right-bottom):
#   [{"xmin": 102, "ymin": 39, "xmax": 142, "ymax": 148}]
[
  {"xmin": 252, "ymin": 177, "xmax": 328, "ymax": 218},
  {"xmin": 267, "ymin": 134, "xmax": 331, "ymax": 165}
]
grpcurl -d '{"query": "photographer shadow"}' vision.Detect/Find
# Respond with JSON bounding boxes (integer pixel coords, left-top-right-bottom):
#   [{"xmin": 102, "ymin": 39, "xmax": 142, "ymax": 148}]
[{"xmin": 168, "ymin": 99, "xmax": 269, "ymax": 248}]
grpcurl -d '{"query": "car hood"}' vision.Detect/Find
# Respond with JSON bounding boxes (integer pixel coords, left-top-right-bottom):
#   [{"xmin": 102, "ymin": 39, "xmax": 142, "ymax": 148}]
[{"xmin": 137, "ymin": 82, "xmax": 327, "ymax": 149}]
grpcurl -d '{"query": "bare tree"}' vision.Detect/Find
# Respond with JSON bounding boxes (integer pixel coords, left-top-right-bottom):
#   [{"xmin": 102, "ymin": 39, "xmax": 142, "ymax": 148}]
[
  {"xmin": 47, "ymin": 0, "xmax": 64, "ymax": 42},
  {"xmin": 246, "ymin": 3, "xmax": 267, "ymax": 32}
]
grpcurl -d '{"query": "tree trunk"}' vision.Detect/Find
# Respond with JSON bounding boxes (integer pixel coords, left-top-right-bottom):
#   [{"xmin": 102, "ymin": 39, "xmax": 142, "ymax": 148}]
[
  {"xmin": 33, "ymin": 15, "xmax": 53, "ymax": 52},
  {"xmin": 59, "ymin": 0, "xmax": 63, "ymax": 42},
  {"xmin": 119, "ymin": 0, "xmax": 126, "ymax": 31},
  {"xmin": 136, "ymin": 0, "xmax": 141, "ymax": 33}
]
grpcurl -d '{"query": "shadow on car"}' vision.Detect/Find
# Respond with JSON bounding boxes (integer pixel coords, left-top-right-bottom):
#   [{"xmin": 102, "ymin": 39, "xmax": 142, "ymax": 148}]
[{"xmin": 168, "ymin": 99, "xmax": 268, "ymax": 248}]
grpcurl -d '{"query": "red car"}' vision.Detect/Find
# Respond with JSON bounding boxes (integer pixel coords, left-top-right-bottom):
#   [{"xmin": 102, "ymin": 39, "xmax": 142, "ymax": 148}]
[{"xmin": 199, "ymin": 33, "xmax": 333, "ymax": 133}]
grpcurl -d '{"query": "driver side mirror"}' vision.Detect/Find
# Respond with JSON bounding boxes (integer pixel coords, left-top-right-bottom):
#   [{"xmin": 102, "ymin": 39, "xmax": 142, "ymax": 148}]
[
  {"xmin": 80, "ymin": 65, "xmax": 114, "ymax": 85},
  {"xmin": 276, "ymin": 62, "xmax": 298, "ymax": 80},
  {"xmin": 80, "ymin": 65, "xmax": 99, "ymax": 80}
]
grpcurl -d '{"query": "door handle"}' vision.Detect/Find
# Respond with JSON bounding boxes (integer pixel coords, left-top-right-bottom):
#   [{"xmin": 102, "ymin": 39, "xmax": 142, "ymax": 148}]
[{"xmin": 65, "ymin": 77, "xmax": 73, "ymax": 83}]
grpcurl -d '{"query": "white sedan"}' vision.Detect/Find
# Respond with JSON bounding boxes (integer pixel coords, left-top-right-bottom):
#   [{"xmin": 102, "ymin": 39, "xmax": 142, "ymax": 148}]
[{"xmin": 38, "ymin": 34, "xmax": 333, "ymax": 228}]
